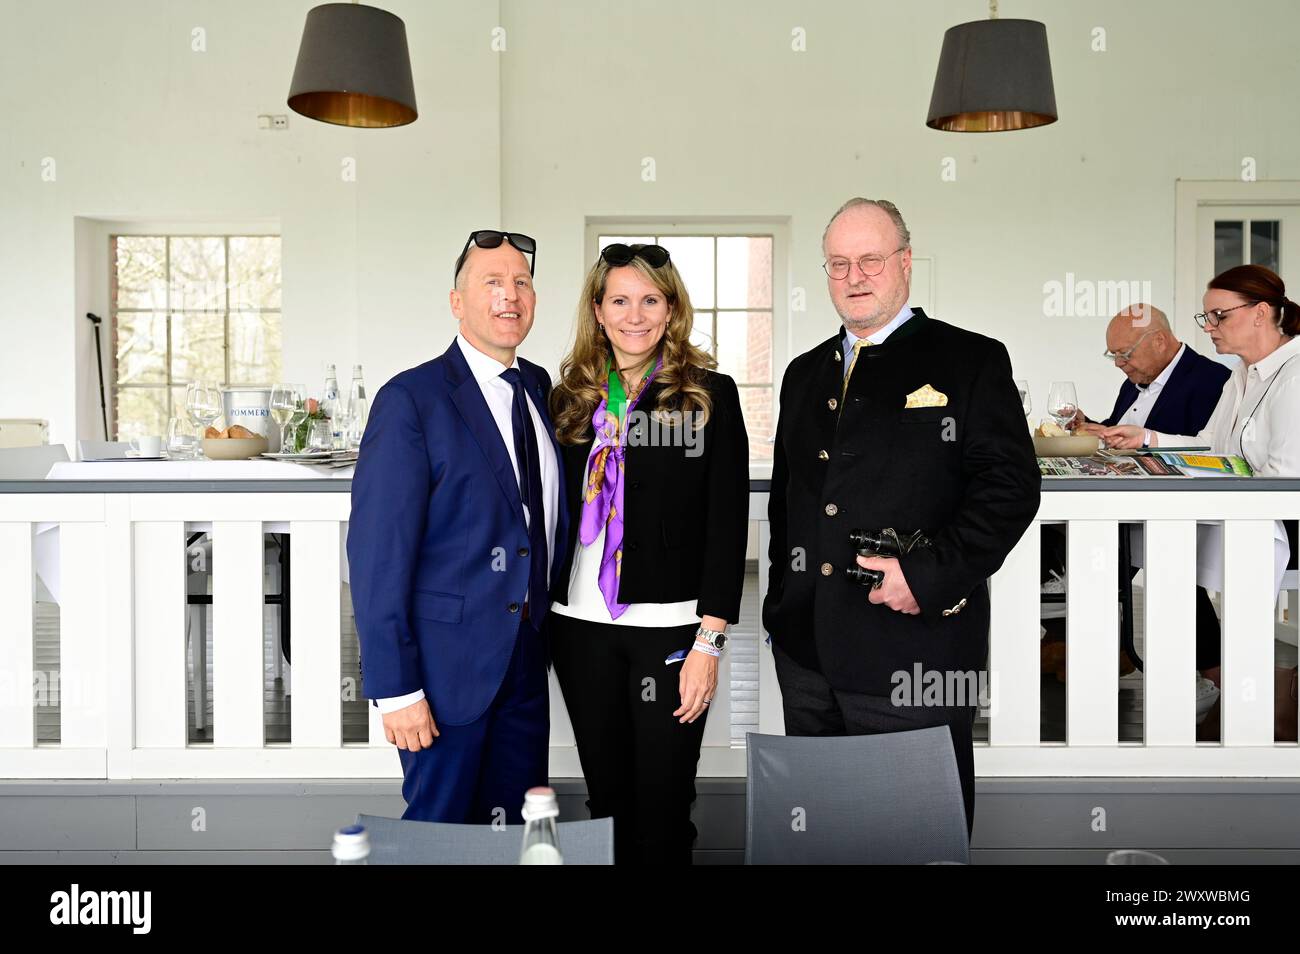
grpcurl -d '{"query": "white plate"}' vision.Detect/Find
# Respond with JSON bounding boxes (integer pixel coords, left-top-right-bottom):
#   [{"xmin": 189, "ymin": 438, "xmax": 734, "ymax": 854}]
[{"xmin": 85, "ymin": 455, "xmax": 169, "ymax": 462}]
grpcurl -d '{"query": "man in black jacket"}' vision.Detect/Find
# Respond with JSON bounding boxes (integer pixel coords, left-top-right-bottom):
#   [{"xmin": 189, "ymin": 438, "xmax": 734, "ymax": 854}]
[{"xmin": 763, "ymin": 198, "xmax": 1040, "ymax": 835}]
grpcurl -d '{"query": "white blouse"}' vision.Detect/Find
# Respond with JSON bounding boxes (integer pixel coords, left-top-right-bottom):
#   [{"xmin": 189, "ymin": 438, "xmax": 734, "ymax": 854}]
[
  {"xmin": 1154, "ymin": 334, "xmax": 1300, "ymax": 476},
  {"xmin": 549, "ymin": 450, "xmax": 701, "ymax": 628}
]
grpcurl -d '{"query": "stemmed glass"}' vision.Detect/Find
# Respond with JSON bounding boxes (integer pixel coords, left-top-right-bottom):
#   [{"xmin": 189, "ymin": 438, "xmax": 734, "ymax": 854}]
[
  {"xmin": 185, "ymin": 382, "xmax": 222, "ymax": 456},
  {"xmin": 1047, "ymin": 381, "xmax": 1079, "ymax": 431},
  {"xmin": 287, "ymin": 387, "xmax": 310, "ymax": 453},
  {"xmin": 270, "ymin": 383, "xmax": 302, "ymax": 454}
]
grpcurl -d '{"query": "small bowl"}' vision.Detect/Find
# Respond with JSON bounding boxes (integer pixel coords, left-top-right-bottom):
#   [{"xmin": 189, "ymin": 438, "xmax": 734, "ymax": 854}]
[
  {"xmin": 1033, "ymin": 435, "xmax": 1100, "ymax": 457},
  {"xmin": 201, "ymin": 436, "xmax": 269, "ymax": 461}
]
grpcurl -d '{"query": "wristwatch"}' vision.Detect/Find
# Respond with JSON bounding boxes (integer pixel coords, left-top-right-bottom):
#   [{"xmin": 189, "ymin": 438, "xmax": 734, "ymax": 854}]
[{"xmin": 695, "ymin": 626, "xmax": 727, "ymax": 651}]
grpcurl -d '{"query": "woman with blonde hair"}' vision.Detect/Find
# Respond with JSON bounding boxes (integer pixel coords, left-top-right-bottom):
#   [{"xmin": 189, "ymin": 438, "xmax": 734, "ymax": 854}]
[{"xmin": 547, "ymin": 243, "xmax": 749, "ymax": 864}]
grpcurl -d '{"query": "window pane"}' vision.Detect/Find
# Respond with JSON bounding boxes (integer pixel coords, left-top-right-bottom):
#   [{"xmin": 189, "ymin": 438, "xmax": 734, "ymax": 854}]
[
  {"xmin": 1214, "ymin": 221, "xmax": 1243, "ymax": 276},
  {"xmin": 598, "ymin": 234, "xmax": 655, "ymax": 248},
  {"xmin": 172, "ymin": 312, "xmax": 226, "ymax": 385},
  {"xmin": 114, "ymin": 311, "xmax": 167, "ymax": 385},
  {"xmin": 658, "ymin": 236, "xmax": 715, "ymax": 308},
  {"xmin": 690, "ymin": 310, "xmax": 715, "ymax": 355},
  {"xmin": 230, "ymin": 312, "xmax": 282, "ymax": 385},
  {"xmin": 229, "ymin": 236, "xmax": 282, "ymax": 310},
  {"xmin": 716, "ymin": 311, "xmax": 772, "ymax": 385},
  {"xmin": 113, "ymin": 237, "xmax": 167, "ymax": 310},
  {"xmin": 170, "ymin": 237, "xmax": 226, "ymax": 311},
  {"xmin": 717, "ymin": 236, "xmax": 773, "ymax": 308},
  {"xmin": 1250, "ymin": 220, "xmax": 1280, "ymax": 273},
  {"xmin": 739, "ymin": 385, "xmax": 775, "ymax": 460},
  {"xmin": 115, "ymin": 387, "xmax": 169, "ymax": 442}
]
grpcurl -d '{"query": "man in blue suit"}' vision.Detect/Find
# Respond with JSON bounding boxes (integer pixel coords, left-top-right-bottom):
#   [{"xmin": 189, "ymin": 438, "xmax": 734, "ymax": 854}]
[
  {"xmin": 1071, "ymin": 303, "xmax": 1230, "ymax": 437},
  {"xmin": 347, "ymin": 230, "xmax": 566, "ymax": 824}
]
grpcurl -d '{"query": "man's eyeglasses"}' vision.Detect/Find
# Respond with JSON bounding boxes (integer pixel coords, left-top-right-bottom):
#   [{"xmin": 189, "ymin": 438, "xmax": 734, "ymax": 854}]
[
  {"xmin": 600, "ymin": 243, "xmax": 671, "ymax": 268},
  {"xmin": 1194, "ymin": 301, "xmax": 1257, "ymax": 329},
  {"xmin": 823, "ymin": 247, "xmax": 905, "ymax": 280},
  {"xmin": 453, "ymin": 230, "xmax": 537, "ymax": 283},
  {"xmin": 1102, "ymin": 329, "xmax": 1155, "ymax": 363}
]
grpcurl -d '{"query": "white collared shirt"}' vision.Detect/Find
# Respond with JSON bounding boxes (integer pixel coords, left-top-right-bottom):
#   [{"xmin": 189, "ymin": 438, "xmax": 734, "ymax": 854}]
[
  {"xmin": 1119, "ymin": 344, "xmax": 1186, "ymax": 427},
  {"xmin": 376, "ymin": 333, "xmax": 560, "ymax": 715}
]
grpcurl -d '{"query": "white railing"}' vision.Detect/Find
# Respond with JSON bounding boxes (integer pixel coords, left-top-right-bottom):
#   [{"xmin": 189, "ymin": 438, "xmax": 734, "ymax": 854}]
[{"xmin": 0, "ymin": 486, "xmax": 1296, "ymax": 781}]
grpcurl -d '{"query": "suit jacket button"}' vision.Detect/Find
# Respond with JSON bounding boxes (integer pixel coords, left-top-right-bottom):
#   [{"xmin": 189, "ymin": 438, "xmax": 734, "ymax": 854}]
[
  {"xmin": 630, "ymin": 481, "xmax": 640, "ymax": 490},
  {"xmin": 818, "ymin": 449, "xmax": 829, "ymax": 461},
  {"xmin": 629, "ymin": 541, "xmax": 639, "ymax": 551},
  {"xmin": 833, "ymin": 350, "xmax": 842, "ymax": 362},
  {"xmin": 827, "ymin": 398, "xmax": 838, "ymax": 410},
  {"xmin": 824, "ymin": 503, "xmax": 838, "ymax": 516},
  {"xmin": 508, "ymin": 602, "xmax": 520, "ymax": 613},
  {"xmin": 518, "ymin": 547, "xmax": 529, "ymax": 557},
  {"xmin": 821, "ymin": 563, "xmax": 833, "ymax": 576}
]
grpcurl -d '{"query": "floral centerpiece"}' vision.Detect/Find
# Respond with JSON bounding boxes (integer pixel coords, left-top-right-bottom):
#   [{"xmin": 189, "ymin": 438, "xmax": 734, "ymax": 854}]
[{"xmin": 291, "ymin": 397, "xmax": 330, "ymax": 452}]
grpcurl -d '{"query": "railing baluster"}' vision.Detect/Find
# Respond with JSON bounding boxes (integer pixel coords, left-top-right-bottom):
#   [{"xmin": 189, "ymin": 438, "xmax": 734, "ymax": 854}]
[
  {"xmin": 988, "ymin": 520, "xmax": 1041, "ymax": 745},
  {"xmin": 1221, "ymin": 519, "xmax": 1277, "ymax": 746},
  {"xmin": 1144, "ymin": 520, "xmax": 1197, "ymax": 745},
  {"xmin": 1066, "ymin": 519, "xmax": 1119, "ymax": 745},
  {"xmin": 289, "ymin": 520, "xmax": 341, "ymax": 747},
  {"xmin": 213, "ymin": 521, "xmax": 265, "ymax": 748},
  {"xmin": 0, "ymin": 523, "xmax": 35, "ymax": 748}
]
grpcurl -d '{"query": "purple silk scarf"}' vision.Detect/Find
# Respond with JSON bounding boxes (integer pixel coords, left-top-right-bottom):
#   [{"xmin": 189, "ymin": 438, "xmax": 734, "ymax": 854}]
[{"xmin": 579, "ymin": 356, "xmax": 663, "ymax": 618}]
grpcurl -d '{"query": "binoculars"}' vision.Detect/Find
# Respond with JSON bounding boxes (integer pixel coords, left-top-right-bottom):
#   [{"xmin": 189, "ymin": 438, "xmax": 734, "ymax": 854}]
[{"xmin": 843, "ymin": 528, "xmax": 932, "ymax": 590}]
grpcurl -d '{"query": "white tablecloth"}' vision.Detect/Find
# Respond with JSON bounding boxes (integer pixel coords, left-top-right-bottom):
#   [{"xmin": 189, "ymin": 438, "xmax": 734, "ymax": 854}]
[{"xmin": 35, "ymin": 460, "xmax": 353, "ymax": 603}]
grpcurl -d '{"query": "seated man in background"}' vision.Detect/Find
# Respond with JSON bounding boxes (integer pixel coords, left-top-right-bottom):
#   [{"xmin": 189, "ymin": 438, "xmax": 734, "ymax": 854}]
[{"xmin": 1070, "ymin": 303, "xmax": 1230, "ymax": 437}]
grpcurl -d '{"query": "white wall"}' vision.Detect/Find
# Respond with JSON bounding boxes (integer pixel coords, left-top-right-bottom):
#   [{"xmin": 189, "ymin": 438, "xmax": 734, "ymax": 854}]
[
  {"xmin": 3, "ymin": 0, "xmax": 1299, "ymax": 446},
  {"xmin": 0, "ymin": 0, "xmax": 501, "ymax": 444}
]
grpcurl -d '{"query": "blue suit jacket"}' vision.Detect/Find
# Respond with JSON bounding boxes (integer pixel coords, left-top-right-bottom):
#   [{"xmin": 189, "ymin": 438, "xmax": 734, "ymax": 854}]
[
  {"xmin": 1099, "ymin": 346, "xmax": 1230, "ymax": 434},
  {"xmin": 347, "ymin": 338, "xmax": 568, "ymax": 726}
]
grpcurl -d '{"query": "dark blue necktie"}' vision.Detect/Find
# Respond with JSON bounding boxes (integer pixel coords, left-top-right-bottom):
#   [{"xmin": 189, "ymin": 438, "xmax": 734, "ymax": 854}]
[{"xmin": 500, "ymin": 368, "xmax": 549, "ymax": 616}]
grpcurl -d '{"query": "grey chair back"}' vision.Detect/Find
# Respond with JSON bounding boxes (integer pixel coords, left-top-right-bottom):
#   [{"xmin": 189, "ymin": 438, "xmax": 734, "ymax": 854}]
[
  {"xmin": 355, "ymin": 813, "xmax": 614, "ymax": 865},
  {"xmin": 746, "ymin": 726, "xmax": 970, "ymax": 864},
  {"xmin": 76, "ymin": 439, "xmax": 131, "ymax": 461},
  {"xmin": 0, "ymin": 444, "xmax": 70, "ymax": 479}
]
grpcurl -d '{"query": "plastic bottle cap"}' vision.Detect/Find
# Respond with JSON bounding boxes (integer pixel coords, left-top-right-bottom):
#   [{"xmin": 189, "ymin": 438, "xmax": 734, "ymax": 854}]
[
  {"xmin": 521, "ymin": 786, "xmax": 560, "ymax": 822},
  {"xmin": 332, "ymin": 824, "xmax": 370, "ymax": 860}
]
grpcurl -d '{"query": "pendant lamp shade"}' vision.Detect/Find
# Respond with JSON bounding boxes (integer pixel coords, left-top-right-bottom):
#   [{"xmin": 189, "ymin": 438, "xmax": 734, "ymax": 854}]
[
  {"xmin": 288, "ymin": 3, "xmax": 417, "ymax": 128},
  {"xmin": 926, "ymin": 18, "xmax": 1056, "ymax": 132}
]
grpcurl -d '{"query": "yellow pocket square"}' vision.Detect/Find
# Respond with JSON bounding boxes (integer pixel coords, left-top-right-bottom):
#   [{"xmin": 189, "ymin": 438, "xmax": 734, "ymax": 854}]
[{"xmin": 904, "ymin": 384, "xmax": 948, "ymax": 408}]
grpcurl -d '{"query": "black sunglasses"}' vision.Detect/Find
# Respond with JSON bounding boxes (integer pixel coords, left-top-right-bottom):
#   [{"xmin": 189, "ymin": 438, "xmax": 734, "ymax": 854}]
[
  {"xmin": 600, "ymin": 243, "xmax": 671, "ymax": 269},
  {"xmin": 454, "ymin": 230, "xmax": 537, "ymax": 283}
]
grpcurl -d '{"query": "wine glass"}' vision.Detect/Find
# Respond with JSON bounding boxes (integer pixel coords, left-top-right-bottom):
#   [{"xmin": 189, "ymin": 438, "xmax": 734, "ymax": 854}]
[
  {"xmin": 1047, "ymin": 381, "xmax": 1079, "ymax": 430},
  {"xmin": 270, "ymin": 383, "xmax": 301, "ymax": 454},
  {"xmin": 185, "ymin": 382, "xmax": 222, "ymax": 454},
  {"xmin": 287, "ymin": 386, "xmax": 309, "ymax": 453},
  {"xmin": 1014, "ymin": 379, "xmax": 1032, "ymax": 419}
]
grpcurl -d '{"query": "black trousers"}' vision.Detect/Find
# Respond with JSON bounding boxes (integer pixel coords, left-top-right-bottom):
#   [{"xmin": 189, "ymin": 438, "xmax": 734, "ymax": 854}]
[
  {"xmin": 547, "ymin": 614, "xmax": 706, "ymax": 865},
  {"xmin": 772, "ymin": 640, "xmax": 977, "ymax": 838}
]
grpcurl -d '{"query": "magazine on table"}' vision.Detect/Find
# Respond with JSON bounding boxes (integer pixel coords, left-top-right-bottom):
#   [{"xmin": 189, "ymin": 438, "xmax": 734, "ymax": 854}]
[{"xmin": 1038, "ymin": 450, "xmax": 1253, "ymax": 479}]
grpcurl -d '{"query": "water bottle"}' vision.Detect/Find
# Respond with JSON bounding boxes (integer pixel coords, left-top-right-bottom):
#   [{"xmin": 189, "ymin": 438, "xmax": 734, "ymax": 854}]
[
  {"xmin": 347, "ymin": 364, "xmax": 368, "ymax": 449},
  {"xmin": 332, "ymin": 824, "xmax": 370, "ymax": 864},
  {"xmin": 519, "ymin": 787, "xmax": 562, "ymax": 865},
  {"xmin": 321, "ymin": 364, "xmax": 343, "ymax": 449}
]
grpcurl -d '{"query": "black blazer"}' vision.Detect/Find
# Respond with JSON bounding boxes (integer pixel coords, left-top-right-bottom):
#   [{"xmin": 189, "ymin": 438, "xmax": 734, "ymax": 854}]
[
  {"xmin": 762, "ymin": 309, "xmax": 1041, "ymax": 696},
  {"xmin": 549, "ymin": 369, "xmax": 750, "ymax": 623},
  {"xmin": 1097, "ymin": 345, "xmax": 1231, "ymax": 434}
]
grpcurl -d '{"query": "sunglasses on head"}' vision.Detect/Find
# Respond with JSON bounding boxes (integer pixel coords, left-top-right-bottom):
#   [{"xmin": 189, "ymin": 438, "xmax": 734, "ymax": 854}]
[
  {"xmin": 454, "ymin": 230, "xmax": 537, "ymax": 283},
  {"xmin": 600, "ymin": 243, "xmax": 671, "ymax": 269}
]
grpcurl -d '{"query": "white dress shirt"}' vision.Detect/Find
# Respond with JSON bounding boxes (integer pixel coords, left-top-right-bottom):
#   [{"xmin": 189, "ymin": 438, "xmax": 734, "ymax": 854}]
[
  {"xmin": 377, "ymin": 333, "xmax": 561, "ymax": 715},
  {"xmin": 549, "ymin": 451, "xmax": 700, "ymax": 628},
  {"xmin": 1119, "ymin": 343, "xmax": 1185, "ymax": 428}
]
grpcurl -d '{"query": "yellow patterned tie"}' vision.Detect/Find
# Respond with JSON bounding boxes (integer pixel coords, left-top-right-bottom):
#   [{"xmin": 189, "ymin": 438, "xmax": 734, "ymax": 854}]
[{"xmin": 841, "ymin": 337, "xmax": 873, "ymax": 403}]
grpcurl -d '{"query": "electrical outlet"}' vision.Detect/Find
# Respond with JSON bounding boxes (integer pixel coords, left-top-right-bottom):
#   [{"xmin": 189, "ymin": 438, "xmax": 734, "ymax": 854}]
[
  {"xmin": 257, "ymin": 114, "xmax": 272, "ymax": 129},
  {"xmin": 271, "ymin": 115, "xmax": 289, "ymax": 130}
]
